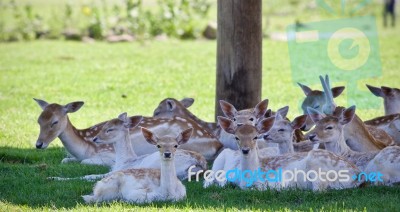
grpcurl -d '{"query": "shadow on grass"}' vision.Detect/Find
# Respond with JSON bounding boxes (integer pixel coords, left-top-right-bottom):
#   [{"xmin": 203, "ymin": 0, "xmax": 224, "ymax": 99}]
[{"xmin": 0, "ymin": 147, "xmax": 400, "ymax": 210}]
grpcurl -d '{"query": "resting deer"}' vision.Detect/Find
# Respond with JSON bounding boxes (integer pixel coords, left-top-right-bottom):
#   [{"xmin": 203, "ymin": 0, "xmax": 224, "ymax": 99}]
[
  {"xmin": 34, "ymin": 98, "xmax": 115, "ymax": 166},
  {"xmin": 262, "ymin": 107, "xmax": 314, "ymax": 155},
  {"xmin": 307, "ymin": 106, "xmax": 400, "ymax": 185},
  {"xmin": 153, "ymin": 98, "xmax": 270, "ymax": 150},
  {"xmin": 364, "ymin": 114, "xmax": 400, "ymax": 145},
  {"xmin": 83, "ymin": 127, "xmax": 190, "ymax": 203},
  {"xmin": 34, "ymin": 99, "xmax": 222, "ymax": 163},
  {"xmin": 298, "ymin": 76, "xmax": 392, "ymax": 152},
  {"xmin": 366, "ymin": 84, "xmax": 400, "ymax": 115},
  {"xmin": 203, "ymin": 116, "xmax": 362, "ymax": 190}
]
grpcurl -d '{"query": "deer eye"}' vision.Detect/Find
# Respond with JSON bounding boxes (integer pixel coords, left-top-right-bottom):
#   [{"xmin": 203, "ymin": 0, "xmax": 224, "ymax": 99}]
[
  {"xmin": 249, "ymin": 118, "xmax": 254, "ymax": 121},
  {"xmin": 157, "ymin": 145, "xmax": 161, "ymax": 148},
  {"xmin": 235, "ymin": 136, "xmax": 240, "ymax": 141},
  {"xmin": 253, "ymin": 136, "xmax": 258, "ymax": 140},
  {"xmin": 174, "ymin": 145, "xmax": 178, "ymax": 148},
  {"xmin": 325, "ymin": 126, "xmax": 333, "ymax": 130},
  {"xmin": 233, "ymin": 118, "xmax": 237, "ymax": 121},
  {"xmin": 51, "ymin": 121, "xmax": 58, "ymax": 128},
  {"xmin": 278, "ymin": 129, "xmax": 285, "ymax": 132},
  {"xmin": 106, "ymin": 129, "xmax": 114, "ymax": 133}
]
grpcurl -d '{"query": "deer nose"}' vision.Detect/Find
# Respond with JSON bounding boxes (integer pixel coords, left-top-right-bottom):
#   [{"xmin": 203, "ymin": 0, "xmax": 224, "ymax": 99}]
[
  {"xmin": 36, "ymin": 142, "xmax": 43, "ymax": 149},
  {"xmin": 308, "ymin": 134, "xmax": 316, "ymax": 141},
  {"xmin": 164, "ymin": 152, "xmax": 172, "ymax": 158},
  {"xmin": 241, "ymin": 148, "xmax": 250, "ymax": 155}
]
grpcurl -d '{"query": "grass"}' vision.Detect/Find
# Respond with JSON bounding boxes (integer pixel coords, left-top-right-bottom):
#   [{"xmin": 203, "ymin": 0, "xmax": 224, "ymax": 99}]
[{"xmin": 1, "ymin": 1, "xmax": 400, "ymax": 211}]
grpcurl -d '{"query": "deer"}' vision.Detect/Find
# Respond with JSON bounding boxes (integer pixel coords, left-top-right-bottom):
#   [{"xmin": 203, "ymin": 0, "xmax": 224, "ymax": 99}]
[
  {"xmin": 203, "ymin": 116, "xmax": 362, "ymax": 191},
  {"xmin": 153, "ymin": 97, "xmax": 270, "ymax": 150},
  {"xmin": 298, "ymin": 76, "xmax": 393, "ymax": 152},
  {"xmin": 366, "ymin": 84, "xmax": 400, "ymax": 115},
  {"xmin": 364, "ymin": 114, "xmax": 400, "ymax": 145},
  {"xmin": 34, "ymin": 99, "xmax": 223, "ymax": 163},
  {"xmin": 34, "ymin": 98, "xmax": 115, "ymax": 166},
  {"xmin": 307, "ymin": 106, "xmax": 400, "ymax": 185},
  {"xmin": 82, "ymin": 127, "xmax": 190, "ymax": 203},
  {"xmin": 262, "ymin": 107, "xmax": 315, "ymax": 155}
]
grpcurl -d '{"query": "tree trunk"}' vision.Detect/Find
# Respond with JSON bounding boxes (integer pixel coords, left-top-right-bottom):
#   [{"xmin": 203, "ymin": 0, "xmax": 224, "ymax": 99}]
[{"xmin": 215, "ymin": 0, "xmax": 262, "ymax": 120}]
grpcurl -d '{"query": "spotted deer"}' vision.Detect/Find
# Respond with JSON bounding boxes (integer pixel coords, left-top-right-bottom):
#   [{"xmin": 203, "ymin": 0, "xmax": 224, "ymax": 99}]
[
  {"xmin": 366, "ymin": 84, "xmax": 400, "ymax": 115},
  {"xmin": 262, "ymin": 107, "xmax": 313, "ymax": 155},
  {"xmin": 298, "ymin": 76, "xmax": 393, "ymax": 152},
  {"xmin": 364, "ymin": 114, "xmax": 400, "ymax": 145},
  {"xmin": 307, "ymin": 106, "xmax": 400, "ymax": 185},
  {"xmin": 34, "ymin": 98, "xmax": 115, "ymax": 166},
  {"xmin": 203, "ymin": 116, "xmax": 362, "ymax": 190},
  {"xmin": 34, "ymin": 99, "xmax": 222, "ymax": 163},
  {"xmin": 82, "ymin": 128, "xmax": 190, "ymax": 203},
  {"xmin": 153, "ymin": 98, "xmax": 269, "ymax": 150}
]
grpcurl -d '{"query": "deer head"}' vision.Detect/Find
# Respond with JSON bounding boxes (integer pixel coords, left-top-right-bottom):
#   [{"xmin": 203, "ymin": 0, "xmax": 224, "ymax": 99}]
[
  {"xmin": 298, "ymin": 75, "xmax": 344, "ymax": 131},
  {"xmin": 263, "ymin": 106, "xmax": 307, "ymax": 144},
  {"xmin": 34, "ymin": 98, "xmax": 84, "ymax": 149},
  {"xmin": 219, "ymin": 99, "xmax": 269, "ymax": 127},
  {"xmin": 366, "ymin": 84, "xmax": 400, "ymax": 115},
  {"xmin": 153, "ymin": 98, "xmax": 194, "ymax": 118},
  {"xmin": 141, "ymin": 127, "xmax": 193, "ymax": 161},
  {"xmin": 306, "ymin": 106, "xmax": 356, "ymax": 153},
  {"xmin": 92, "ymin": 112, "xmax": 143, "ymax": 144},
  {"xmin": 218, "ymin": 116, "xmax": 275, "ymax": 156}
]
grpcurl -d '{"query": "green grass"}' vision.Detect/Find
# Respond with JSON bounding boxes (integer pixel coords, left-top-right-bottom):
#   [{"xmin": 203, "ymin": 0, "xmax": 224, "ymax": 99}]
[{"xmin": 1, "ymin": 1, "xmax": 400, "ymax": 210}]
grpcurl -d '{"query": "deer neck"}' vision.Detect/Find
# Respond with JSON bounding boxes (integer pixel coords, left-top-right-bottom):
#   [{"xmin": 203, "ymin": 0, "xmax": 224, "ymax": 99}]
[
  {"xmin": 58, "ymin": 118, "xmax": 96, "ymax": 159},
  {"xmin": 240, "ymin": 147, "xmax": 260, "ymax": 172},
  {"xmin": 277, "ymin": 135, "xmax": 295, "ymax": 155},
  {"xmin": 324, "ymin": 127, "xmax": 352, "ymax": 157},
  {"xmin": 114, "ymin": 130, "xmax": 137, "ymax": 169},
  {"xmin": 384, "ymin": 99, "xmax": 400, "ymax": 115},
  {"xmin": 344, "ymin": 115, "xmax": 382, "ymax": 151},
  {"xmin": 160, "ymin": 159, "xmax": 178, "ymax": 196}
]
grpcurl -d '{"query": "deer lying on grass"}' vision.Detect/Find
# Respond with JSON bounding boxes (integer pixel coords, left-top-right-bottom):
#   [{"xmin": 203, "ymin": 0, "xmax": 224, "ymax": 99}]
[
  {"xmin": 34, "ymin": 99, "xmax": 222, "ymax": 164},
  {"xmin": 83, "ymin": 128, "xmax": 190, "ymax": 203},
  {"xmin": 364, "ymin": 114, "xmax": 400, "ymax": 145},
  {"xmin": 366, "ymin": 84, "xmax": 400, "ymax": 115},
  {"xmin": 34, "ymin": 99, "xmax": 115, "ymax": 166},
  {"xmin": 298, "ymin": 76, "xmax": 393, "ymax": 152},
  {"xmin": 262, "ymin": 107, "xmax": 314, "ymax": 155},
  {"xmin": 307, "ymin": 106, "xmax": 400, "ymax": 185},
  {"xmin": 203, "ymin": 116, "xmax": 362, "ymax": 190},
  {"xmin": 153, "ymin": 98, "xmax": 270, "ymax": 150},
  {"xmin": 50, "ymin": 113, "xmax": 207, "ymax": 181}
]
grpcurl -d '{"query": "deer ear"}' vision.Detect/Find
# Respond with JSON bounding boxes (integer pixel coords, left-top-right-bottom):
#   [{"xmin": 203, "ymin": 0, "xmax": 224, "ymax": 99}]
[
  {"xmin": 257, "ymin": 117, "xmax": 275, "ymax": 134},
  {"xmin": 307, "ymin": 107, "xmax": 326, "ymax": 124},
  {"xmin": 180, "ymin": 98, "xmax": 194, "ymax": 108},
  {"xmin": 217, "ymin": 116, "xmax": 236, "ymax": 134},
  {"xmin": 141, "ymin": 127, "xmax": 158, "ymax": 145},
  {"xmin": 265, "ymin": 109, "xmax": 272, "ymax": 118},
  {"xmin": 331, "ymin": 86, "xmax": 345, "ymax": 98},
  {"xmin": 118, "ymin": 112, "xmax": 128, "ymax": 122},
  {"xmin": 366, "ymin": 84, "xmax": 383, "ymax": 97},
  {"xmin": 381, "ymin": 86, "xmax": 394, "ymax": 97},
  {"xmin": 166, "ymin": 100, "xmax": 176, "ymax": 111},
  {"xmin": 126, "ymin": 116, "xmax": 143, "ymax": 128},
  {"xmin": 276, "ymin": 106, "xmax": 289, "ymax": 119},
  {"xmin": 33, "ymin": 98, "xmax": 49, "ymax": 110},
  {"xmin": 297, "ymin": 82, "xmax": 312, "ymax": 96},
  {"xmin": 176, "ymin": 128, "xmax": 193, "ymax": 145},
  {"xmin": 219, "ymin": 100, "xmax": 238, "ymax": 119},
  {"xmin": 254, "ymin": 99, "xmax": 269, "ymax": 119},
  {"xmin": 64, "ymin": 101, "xmax": 84, "ymax": 113},
  {"xmin": 339, "ymin": 106, "xmax": 356, "ymax": 125},
  {"xmin": 291, "ymin": 115, "xmax": 308, "ymax": 130}
]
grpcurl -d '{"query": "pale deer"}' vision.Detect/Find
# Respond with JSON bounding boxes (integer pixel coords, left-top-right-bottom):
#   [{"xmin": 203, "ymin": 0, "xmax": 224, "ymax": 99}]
[
  {"xmin": 34, "ymin": 98, "xmax": 115, "ymax": 166},
  {"xmin": 152, "ymin": 97, "xmax": 270, "ymax": 150},
  {"xmin": 307, "ymin": 106, "xmax": 400, "ymax": 185},
  {"xmin": 364, "ymin": 114, "xmax": 400, "ymax": 145},
  {"xmin": 366, "ymin": 84, "xmax": 400, "ymax": 115},
  {"xmin": 34, "ymin": 99, "xmax": 222, "ymax": 162},
  {"xmin": 82, "ymin": 128, "xmax": 190, "ymax": 203},
  {"xmin": 203, "ymin": 116, "xmax": 362, "ymax": 191},
  {"xmin": 262, "ymin": 107, "xmax": 313, "ymax": 155},
  {"xmin": 298, "ymin": 76, "xmax": 392, "ymax": 152}
]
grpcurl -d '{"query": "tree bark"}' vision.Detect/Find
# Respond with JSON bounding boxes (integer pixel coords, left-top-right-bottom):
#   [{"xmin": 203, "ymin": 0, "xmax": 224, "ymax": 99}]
[{"xmin": 215, "ymin": 0, "xmax": 262, "ymax": 120}]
